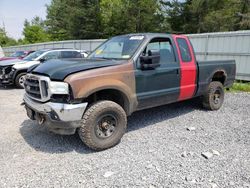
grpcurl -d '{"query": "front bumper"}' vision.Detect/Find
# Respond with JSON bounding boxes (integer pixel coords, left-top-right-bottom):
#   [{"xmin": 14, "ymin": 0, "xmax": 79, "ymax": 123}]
[
  {"xmin": 23, "ymin": 94, "xmax": 88, "ymax": 135},
  {"xmin": 0, "ymin": 73, "xmax": 14, "ymax": 85},
  {"xmin": 0, "ymin": 66, "xmax": 15, "ymax": 85}
]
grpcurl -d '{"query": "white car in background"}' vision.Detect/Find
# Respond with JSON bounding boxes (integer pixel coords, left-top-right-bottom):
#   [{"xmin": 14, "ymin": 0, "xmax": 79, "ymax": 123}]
[
  {"xmin": 0, "ymin": 48, "xmax": 83, "ymax": 88},
  {"xmin": 80, "ymin": 50, "xmax": 89, "ymax": 58}
]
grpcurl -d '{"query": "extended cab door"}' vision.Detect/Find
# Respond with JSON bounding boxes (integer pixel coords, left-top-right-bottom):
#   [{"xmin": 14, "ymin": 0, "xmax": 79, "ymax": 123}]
[
  {"xmin": 173, "ymin": 35, "xmax": 197, "ymax": 101},
  {"xmin": 136, "ymin": 37, "xmax": 181, "ymax": 109}
]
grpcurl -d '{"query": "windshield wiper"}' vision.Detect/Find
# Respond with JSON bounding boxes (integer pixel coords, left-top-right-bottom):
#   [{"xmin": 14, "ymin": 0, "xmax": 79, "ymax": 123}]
[{"xmin": 91, "ymin": 57, "xmax": 112, "ymax": 60}]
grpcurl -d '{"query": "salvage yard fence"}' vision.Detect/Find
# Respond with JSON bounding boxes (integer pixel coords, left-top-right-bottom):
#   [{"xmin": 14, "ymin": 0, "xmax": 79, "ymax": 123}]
[
  {"xmin": 3, "ymin": 30, "xmax": 250, "ymax": 81},
  {"xmin": 188, "ymin": 30, "xmax": 250, "ymax": 81},
  {"xmin": 3, "ymin": 39, "xmax": 106, "ymax": 55}
]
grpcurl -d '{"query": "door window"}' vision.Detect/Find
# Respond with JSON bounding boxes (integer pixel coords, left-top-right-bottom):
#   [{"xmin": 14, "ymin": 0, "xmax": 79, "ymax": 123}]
[
  {"xmin": 61, "ymin": 51, "xmax": 82, "ymax": 58},
  {"xmin": 42, "ymin": 51, "xmax": 60, "ymax": 60},
  {"xmin": 144, "ymin": 38, "xmax": 176, "ymax": 64}
]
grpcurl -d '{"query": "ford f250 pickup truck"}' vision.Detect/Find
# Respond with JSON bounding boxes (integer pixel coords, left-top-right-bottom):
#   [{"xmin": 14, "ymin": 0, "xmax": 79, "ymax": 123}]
[{"xmin": 23, "ymin": 33, "xmax": 236, "ymax": 151}]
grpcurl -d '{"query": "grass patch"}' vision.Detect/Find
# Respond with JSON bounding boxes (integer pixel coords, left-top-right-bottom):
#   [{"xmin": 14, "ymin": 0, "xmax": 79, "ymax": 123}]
[{"xmin": 229, "ymin": 81, "xmax": 250, "ymax": 92}]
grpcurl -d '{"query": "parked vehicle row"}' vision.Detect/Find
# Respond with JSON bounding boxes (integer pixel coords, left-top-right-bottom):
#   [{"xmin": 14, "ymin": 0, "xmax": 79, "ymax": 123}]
[
  {"xmin": 0, "ymin": 50, "xmax": 34, "ymax": 61},
  {"xmin": 0, "ymin": 48, "xmax": 87, "ymax": 88},
  {"xmin": 22, "ymin": 33, "xmax": 236, "ymax": 151}
]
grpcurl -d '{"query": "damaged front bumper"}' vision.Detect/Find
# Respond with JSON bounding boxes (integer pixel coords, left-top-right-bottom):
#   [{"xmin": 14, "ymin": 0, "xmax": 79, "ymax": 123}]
[
  {"xmin": 23, "ymin": 94, "xmax": 88, "ymax": 135},
  {"xmin": 0, "ymin": 67, "xmax": 14, "ymax": 85}
]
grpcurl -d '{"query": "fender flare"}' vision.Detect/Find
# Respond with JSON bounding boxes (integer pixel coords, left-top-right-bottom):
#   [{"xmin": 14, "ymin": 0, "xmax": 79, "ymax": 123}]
[
  {"xmin": 209, "ymin": 69, "xmax": 227, "ymax": 85},
  {"xmin": 82, "ymin": 85, "xmax": 137, "ymax": 115},
  {"xmin": 13, "ymin": 68, "xmax": 28, "ymax": 80}
]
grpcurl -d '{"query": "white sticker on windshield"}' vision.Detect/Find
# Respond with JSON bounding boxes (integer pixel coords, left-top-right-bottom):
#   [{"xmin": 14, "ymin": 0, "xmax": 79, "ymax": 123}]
[
  {"xmin": 129, "ymin": 36, "xmax": 144, "ymax": 40},
  {"xmin": 122, "ymin": 55, "xmax": 130, "ymax": 58}
]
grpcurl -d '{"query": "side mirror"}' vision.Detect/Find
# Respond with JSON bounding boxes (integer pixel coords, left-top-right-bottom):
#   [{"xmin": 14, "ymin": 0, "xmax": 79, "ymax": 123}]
[
  {"xmin": 140, "ymin": 50, "xmax": 160, "ymax": 70},
  {"xmin": 39, "ymin": 58, "xmax": 46, "ymax": 63}
]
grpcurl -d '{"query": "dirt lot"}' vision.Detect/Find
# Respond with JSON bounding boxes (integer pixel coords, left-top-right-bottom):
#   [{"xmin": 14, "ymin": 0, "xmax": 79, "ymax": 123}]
[{"xmin": 0, "ymin": 87, "xmax": 249, "ymax": 188}]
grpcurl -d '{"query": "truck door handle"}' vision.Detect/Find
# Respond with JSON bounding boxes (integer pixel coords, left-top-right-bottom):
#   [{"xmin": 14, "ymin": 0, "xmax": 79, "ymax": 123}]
[{"xmin": 176, "ymin": 69, "xmax": 179, "ymax": 75}]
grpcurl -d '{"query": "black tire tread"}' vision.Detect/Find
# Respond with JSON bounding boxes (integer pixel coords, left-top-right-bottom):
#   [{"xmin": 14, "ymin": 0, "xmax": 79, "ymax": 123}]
[
  {"xmin": 78, "ymin": 100, "xmax": 127, "ymax": 151},
  {"xmin": 15, "ymin": 72, "xmax": 26, "ymax": 88},
  {"xmin": 202, "ymin": 81, "xmax": 224, "ymax": 111}
]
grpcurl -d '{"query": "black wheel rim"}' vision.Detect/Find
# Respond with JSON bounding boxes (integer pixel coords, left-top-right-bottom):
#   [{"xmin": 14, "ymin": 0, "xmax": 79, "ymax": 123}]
[
  {"xmin": 213, "ymin": 88, "xmax": 221, "ymax": 104},
  {"xmin": 95, "ymin": 114, "xmax": 117, "ymax": 139}
]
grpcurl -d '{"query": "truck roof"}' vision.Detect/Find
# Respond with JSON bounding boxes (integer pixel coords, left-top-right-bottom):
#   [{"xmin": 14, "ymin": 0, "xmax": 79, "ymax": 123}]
[
  {"xmin": 114, "ymin": 33, "xmax": 175, "ymax": 38},
  {"xmin": 40, "ymin": 48, "xmax": 77, "ymax": 51}
]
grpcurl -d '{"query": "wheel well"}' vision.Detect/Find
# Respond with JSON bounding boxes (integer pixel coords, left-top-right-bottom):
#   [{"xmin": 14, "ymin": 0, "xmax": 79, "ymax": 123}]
[
  {"xmin": 14, "ymin": 69, "xmax": 27, "ymax": 79},
  {"xmin": 85, "ymin": 89, "xmax": 130, "ymax": 115},
  {"xmin": 212, "ymin": 71, "xmax": 226, "ymax": 85}
]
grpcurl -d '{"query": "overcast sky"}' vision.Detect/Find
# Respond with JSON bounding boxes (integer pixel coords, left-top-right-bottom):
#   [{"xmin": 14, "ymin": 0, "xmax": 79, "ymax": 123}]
[{"xmin": 0, "ymin": 0, "xmax": 52, "ymax": 40}]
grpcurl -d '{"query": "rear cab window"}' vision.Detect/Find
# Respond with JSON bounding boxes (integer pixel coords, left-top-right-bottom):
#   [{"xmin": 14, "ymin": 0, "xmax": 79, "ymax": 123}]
[{"xmin": 176, "ymin": 38, "xmax": 192, "ymax": 62}]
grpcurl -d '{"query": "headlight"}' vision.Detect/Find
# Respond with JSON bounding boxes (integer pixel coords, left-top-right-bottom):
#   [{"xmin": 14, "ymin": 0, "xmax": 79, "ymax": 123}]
[{"xmin": 49, "ymin": 81, "xmax": 69, "ymax": 94}]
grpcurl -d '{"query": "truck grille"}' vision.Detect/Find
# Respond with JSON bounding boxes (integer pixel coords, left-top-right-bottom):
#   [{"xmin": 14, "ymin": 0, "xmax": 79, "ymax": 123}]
[
  {"xmin": 0, "ymin": 66, "xmax": 12, "ymax": 75},
  {"xmin": 24, "ymin": 74, "xmax": 50, "ymax": 102},
  {"xmin": 25, "ymin": 77, "xmax": 41, "ymax": 99}
]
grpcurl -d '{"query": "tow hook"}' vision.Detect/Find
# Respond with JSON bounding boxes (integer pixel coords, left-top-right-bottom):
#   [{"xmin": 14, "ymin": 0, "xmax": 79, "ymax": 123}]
[{"xmin": 36, "ymin": 113, "xmax": 45, "ymax": 125}]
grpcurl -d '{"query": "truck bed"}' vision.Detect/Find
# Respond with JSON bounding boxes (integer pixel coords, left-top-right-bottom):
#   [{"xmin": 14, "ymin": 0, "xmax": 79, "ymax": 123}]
[{"xmin": 196, "ymin": 60, "xmax": 236, "ymax": 96}]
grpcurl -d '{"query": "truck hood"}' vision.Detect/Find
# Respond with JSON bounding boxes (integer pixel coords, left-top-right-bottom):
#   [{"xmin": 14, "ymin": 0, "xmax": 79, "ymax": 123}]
[
  {"xmin": 0, "ymin": 59, "xmax": 24, "ymax": 66},
  {"xmin": 29, "ymin": 58, "xmax": 125, "ymax": 81}
]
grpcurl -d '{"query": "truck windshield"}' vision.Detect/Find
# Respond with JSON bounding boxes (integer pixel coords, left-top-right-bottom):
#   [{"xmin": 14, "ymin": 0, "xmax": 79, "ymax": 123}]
[
  {"xmin": 23, "ymin": 50, "xmax": 46, "ymax": 61},
  {"xmin": 88, "ymin": 35, "xmax": 145, "ymax": 60}
]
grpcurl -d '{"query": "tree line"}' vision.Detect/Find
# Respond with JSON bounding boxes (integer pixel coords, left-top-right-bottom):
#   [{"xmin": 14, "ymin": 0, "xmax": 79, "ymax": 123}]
[{"xmin": 1, "ymin": 0, "xmax": 250, "ymax": 47}]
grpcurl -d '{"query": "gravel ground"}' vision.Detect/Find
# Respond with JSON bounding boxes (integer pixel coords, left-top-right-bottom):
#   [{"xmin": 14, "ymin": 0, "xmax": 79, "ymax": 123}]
[{"xmin": 0, "ymin": 86, "xmax": 250, "ymax": 188}]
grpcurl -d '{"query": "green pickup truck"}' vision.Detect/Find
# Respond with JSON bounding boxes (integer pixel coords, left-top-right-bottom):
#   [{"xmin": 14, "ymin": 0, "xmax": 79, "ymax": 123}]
[{"xmin": 23, "ymin": 33, "xmax": 236, "ymax": 150}]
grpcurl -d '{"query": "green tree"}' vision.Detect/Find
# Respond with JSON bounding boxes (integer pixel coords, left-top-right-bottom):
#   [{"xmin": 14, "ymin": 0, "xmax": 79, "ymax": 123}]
[
  {"xmin": 0, "ymin": 27, "xmax": 18, "ymax": 47},
  {"xmin": 126, "ymin": 0, "xmax": 167, "ymax": 33},
  {"xmin": 22, "ymin": 16, "xmax": 50, "ymax": 44},
  {"xmin": 46, "ymin": 0, "xmax": 72, "ymax": 40},
  {"xmin": 100, "ymin": 0, "xmax": 125, "ymax": 37},
  {"xmin": 4, "ymin": 0, "xmax": 249, "ymax": 46},
  {"xmin": 161, "ymin": 0, "xmax": 188, "ymax": 33},
  {"xmin": 46, "ymin": 0, "xmax": 102, "ymax": 40},
  {"xmin": 101, "ymin": 0, "xmax": 169, "ymax": 37},
  {"xmin": 235, "ymin": 0, "xmax": 250, "ymax": 30},
  {"xmin": 46, "ymin": 0, "xmax": 169, "ymax": 40},
  {"xmin": 163, "ymin": 0, "xmax": 250, "ymax": 34},
  {"xmin": 67, "ymin": 0, "xmax": 102, "ymax": 39}
]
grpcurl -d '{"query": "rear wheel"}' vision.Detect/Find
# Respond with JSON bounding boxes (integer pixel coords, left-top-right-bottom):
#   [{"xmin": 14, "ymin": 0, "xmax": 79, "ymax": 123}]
[
  {"xmin": 15, "ymin": 73, "xmax": 26, "ymax": 88},
  {"xmin": 202, "ymin": 81, "xmax": 224, "ymax": 110},
  {"xmin": 78, "ymin": 100, "xmax": 127, "ymax": 151}
]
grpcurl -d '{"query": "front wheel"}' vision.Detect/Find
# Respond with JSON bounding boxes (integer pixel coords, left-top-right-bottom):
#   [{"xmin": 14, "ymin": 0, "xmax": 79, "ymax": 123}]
[
  {"xmin": 15, "ymin": 72, "xmax": 26, "ymax": 88},
  {"xmin": 78, "ymin": 100, "xmax": 127, "ymax": 151},
  {"xmin": 202, "ymin": 81, "xmax": 225, "ymax": 110}
]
